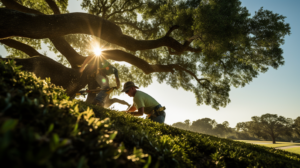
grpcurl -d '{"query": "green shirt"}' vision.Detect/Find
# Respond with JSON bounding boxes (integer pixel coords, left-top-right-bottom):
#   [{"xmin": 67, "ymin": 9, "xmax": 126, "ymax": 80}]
[{"xmin": 133, "ymin": 90, "xmax": 160, "ymax": 114}]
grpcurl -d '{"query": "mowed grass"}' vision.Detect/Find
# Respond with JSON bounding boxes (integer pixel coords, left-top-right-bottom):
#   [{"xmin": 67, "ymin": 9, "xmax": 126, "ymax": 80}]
[
  {"xmin": 237, "ymin": 140, "xmax": 300, "ymax": 148},
  {"xmin": 284, "ymin": 147, "xmax": 300, "ymax": 155}
]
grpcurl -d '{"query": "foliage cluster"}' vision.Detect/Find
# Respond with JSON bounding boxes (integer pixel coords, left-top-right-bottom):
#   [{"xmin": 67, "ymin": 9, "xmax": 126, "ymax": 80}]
[
  {"xmin": 0, "ymin": 0, "xmax": 291, "ymax": 110},
  {"xmin": 0, "ymin": 60, "xmax": 150, "ymax": 168},
  {"xmin": 1, "ymin": 60, "xmax": 300, "ymax": 167},
  {"xmin": 173, "ymin": 119, "xmax": 233, "ymax": 138},
  {"xmin": 92, "ymin": 107, "xmax": 300, "ymax": 167},
  {"xmin": 236, "ymin": 114, "xmax": 294, "ymax": 144},
  {"xmin": 173, "ymin": 115, "xmax": 300, "ymax": 143}
]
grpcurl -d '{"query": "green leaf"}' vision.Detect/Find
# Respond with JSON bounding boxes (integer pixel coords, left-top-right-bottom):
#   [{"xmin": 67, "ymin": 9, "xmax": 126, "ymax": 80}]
[
  {"xmin": 1, "ymin": 119, "xmax": 18, "ymax": 133},
  {"xmin": 46, "ymin": 123, "xmax": 54, "ymax": 135},
  {"xmin": 143, "ymin": 155, "xmax": 152, "ymax": 168}
]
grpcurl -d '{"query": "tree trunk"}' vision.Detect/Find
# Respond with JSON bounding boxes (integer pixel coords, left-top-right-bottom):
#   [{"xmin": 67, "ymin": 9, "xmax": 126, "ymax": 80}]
[
  {"xmin": 1, "ymin": 56, "xmax": 92, "ymax": 97},
  {"xmin": 272, "ymin": 135, "xmax": 276, "ymax": 144}
]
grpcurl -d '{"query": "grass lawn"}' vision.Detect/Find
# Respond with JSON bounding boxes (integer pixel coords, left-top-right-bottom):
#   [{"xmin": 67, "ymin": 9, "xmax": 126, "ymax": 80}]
[
  {"xmin": 284, "ymin": 147, "xmax": 300, "ymax": 155},
  {"xmin": 237, "ymin": 140, "xmax": 300, "ymax": 148}
]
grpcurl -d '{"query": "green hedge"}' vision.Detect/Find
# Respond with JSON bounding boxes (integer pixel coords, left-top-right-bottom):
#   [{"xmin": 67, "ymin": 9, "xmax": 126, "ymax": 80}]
[
  {"xmin": 0, "ymin": 60, "xmax": 150, "ymax": 168},
  {"xmin": 1, "ymin": 59, "xmax": 300, "ymax": 168}
]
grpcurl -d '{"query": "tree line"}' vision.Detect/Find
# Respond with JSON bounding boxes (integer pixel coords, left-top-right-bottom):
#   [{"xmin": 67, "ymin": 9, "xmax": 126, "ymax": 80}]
[{"xmin": 172, "ymin": 113, "xmax": 300, "ymax": 144}]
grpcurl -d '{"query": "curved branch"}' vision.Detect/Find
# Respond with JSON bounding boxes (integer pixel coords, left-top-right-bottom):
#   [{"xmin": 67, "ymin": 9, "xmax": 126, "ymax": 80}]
[
  {"xmin": 2, "ymin": 0, "xmax": 86, "ymax": 68},
  {"xmin": 49, "ymin": 37, "xmax": 86, "ymax": 68},
  {"xmin": 0, "ymin": 39, "xmax": 43, "ymax": 57},
  {"xmin": 165, "ymin": 25, "xmax": 179, "ymax": 37},
  {"xmin": 0, "ymin": 56, "xmax": 92, "ymax": 96},
  {"xmin": 45, "ymin": 0, "xmax": 61, "ymax": 14},
  {"xmin": 168, "ymin": 34, "xmax": 202, "ymax": 55},
  {"xmin": 0, "ymin": 8, "xmax": 201, "ymax": 53},
  {"xmin": 102, "ymin": 50, "xmax": 210, "ymax": 88},
  {"xmin": 1, "ymin": 0, "xmax": 43, "ymax": 15},
  {"xmin": 113, "ymin": 21, "xmax": 159, "ymax": 36}
]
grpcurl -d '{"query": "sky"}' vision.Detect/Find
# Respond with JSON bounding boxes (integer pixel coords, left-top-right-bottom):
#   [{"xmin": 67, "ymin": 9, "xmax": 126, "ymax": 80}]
[{"xmin": 0, "ymin": 0, "xmax": 299, "ymax": 128}]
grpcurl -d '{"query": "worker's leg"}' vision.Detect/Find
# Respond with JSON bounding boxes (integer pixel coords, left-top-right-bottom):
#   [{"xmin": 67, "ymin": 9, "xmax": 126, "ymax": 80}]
[
  {"xmin": 93, "ymin": 90, "xmax": 108, "ymax": 107},
  {"xmin": 149, "ymin": 111, "xmax": 166, "ymax": 124}
]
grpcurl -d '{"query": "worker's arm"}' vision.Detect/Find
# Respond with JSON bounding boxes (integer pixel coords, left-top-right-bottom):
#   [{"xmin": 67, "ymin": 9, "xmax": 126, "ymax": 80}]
[
  {"xmin": 127, "ymin": 105, "xmax": 137, "ymax": 112},
  {"xmin": 114, "ymin": 69, "xmax": 120, "ymax": 89},
  {"xmin": 128, "ymin": 107, "xmax": 144, "ymax": 116}
]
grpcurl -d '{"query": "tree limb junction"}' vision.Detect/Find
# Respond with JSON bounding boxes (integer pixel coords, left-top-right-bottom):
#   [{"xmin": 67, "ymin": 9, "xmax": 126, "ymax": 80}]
[{"xmin": 0, "ymin": 8, "xmax": 201, "ymax": 53}]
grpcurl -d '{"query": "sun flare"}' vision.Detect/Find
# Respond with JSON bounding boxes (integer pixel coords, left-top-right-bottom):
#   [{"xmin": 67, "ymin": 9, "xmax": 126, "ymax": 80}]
[{"xmin": 93, "ymin": 47, "xmax": 102, "ymax": 56}]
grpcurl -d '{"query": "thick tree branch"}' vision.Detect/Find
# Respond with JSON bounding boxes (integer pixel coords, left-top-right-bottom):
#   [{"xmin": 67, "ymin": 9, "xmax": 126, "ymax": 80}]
[
  {"xmin": 114, "ymin": 21, "xmax": 159, "ymax": 35},
  {"xmin": 102, "ymin": 49, "xmax": 210, "ymax": 89},
  {"xmin": 45, "ymin": 0, "xmax": 61, "ymax": 14},
  {"xmin": 44, "ymin": 1, "xmax": 86, "ymax": 67},
  {"xmin": 1, "ymin": 0, "xmax": 43, "ymax": 15},
  {"xmin": 49, "ymin": 37, "xmax": 86, "ymax": 67},
  {"xmin": 166, "ymin": 25, "xmax": 179, "ymax": 37},
  {"xmin": 0, "ymin": 56, "xmax": 92, "ymax": 96},
  {"xmin": 2, "ymin": 0, "xmax": 86, "ymax": 68},
  {"xmin": 0, "ymin": 8, "xmax": 201, "ymax": 54},
  {"xmin": 166, "ymin": 27, "xmax": 201, "ymax": 54},
  {"xmin": 0, "ymin": 39, "xmax": 43, "ymax": 57}
]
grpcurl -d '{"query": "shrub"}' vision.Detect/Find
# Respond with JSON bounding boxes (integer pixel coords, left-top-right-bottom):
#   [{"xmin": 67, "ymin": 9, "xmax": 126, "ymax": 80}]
[
  {"xmin": 0, "ymin": 59, "xmax": 150, "ymax": 168},
  {"xmin": 1, "ymin": 59, "xmax": 300, "ymax": 168}
]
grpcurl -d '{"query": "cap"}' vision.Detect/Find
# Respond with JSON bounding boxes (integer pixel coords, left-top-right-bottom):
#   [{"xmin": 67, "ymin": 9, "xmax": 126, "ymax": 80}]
[{"xmin": 121, "ymin": 81, "xmax": 139, "ymax": 92}]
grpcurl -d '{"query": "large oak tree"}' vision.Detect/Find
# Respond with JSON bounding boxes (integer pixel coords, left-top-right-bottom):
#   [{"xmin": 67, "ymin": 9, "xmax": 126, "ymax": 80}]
[
  {"xmin": 0, "ymin": 0, "xmax": 290, "ymax": 109},
  {"xmin": 236, "ymin": 113, "xmax": 293, "ymax": 144}
]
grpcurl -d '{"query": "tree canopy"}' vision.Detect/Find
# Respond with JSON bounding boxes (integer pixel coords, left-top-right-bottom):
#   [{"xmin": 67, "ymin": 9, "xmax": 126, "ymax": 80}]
[
  {"xmin": 236, "ymin": 113, "xmax": 293, "ymax": 144},
  {"xmin": 293, "ymin": 117, "xmax": 300, "ymax": 137},
  {"xmin": 0, "ymin": 0, "xmax": 290, "ymax": 109}
]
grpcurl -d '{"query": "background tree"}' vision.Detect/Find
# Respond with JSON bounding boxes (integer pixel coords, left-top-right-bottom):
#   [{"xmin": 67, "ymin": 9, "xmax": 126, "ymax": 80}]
[
  {"xmin": 236, "ymin": 121, "xmax": 267, "ymax": 139},
  {"xmin": 213, "ymin": 121, "xmax": 231, "ymax": 137},
  {"xmin": 190, "ymin": 118, "xmax": 216, "ymax": 134},
  {"xmin": 293, "ymin": 117, "xmax": 300, "ymax": 138},
  {"xmin": 184, "ymin": 119, "xmax": 191, "ymax": 130},
  {"xmin": 172, "ymin": 119, "xmax": 190, "ymax": 130},
  {"xmin": 238, "ymin": 113, "xmax": 292, "ymax": 144},
  {"xmin": 0, "ymin": 0, "xmax": 290, "ymax": 109}
]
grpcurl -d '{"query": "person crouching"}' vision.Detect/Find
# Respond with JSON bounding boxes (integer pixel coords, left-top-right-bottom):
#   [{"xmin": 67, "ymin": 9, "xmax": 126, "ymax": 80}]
[{"xmin": 122, "ymin": 81, "xmax": 166, "ymax": 124}]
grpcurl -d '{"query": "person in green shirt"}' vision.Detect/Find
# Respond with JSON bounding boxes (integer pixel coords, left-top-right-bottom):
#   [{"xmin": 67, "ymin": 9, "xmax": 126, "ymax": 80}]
[{"xmin": 121, "ymin": 81, "xmax": 166, "ymax": 123}]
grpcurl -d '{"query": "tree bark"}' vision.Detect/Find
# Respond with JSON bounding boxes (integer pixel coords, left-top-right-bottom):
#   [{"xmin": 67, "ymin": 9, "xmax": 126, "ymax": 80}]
[
  {"xmin": 1, "ymin": 0, "xmax": 86, "ymax": 68},
  {"xmin": 45, "ymin": 0, "xmax": 61, "ymax": 15},
  {"xmin": 102, "ymin": 50, "xmax": 209, "ymax": 86},
  {"xmin": 0, "ymin": 39, "xmax": 43, "ymax": 57},
  {"xmin": 0, "ymin": 8, "xmax": 200, "ymax": 53},
  {"xmin": 0, "ymin": 56, "xmax": 91, "ymax": 96},
  {"xmin": 49, "ymin": 37, "xmax": 86, "ymax": 68},
  {"xmin": 0, "ymin": 39, "xmax": 208, "ymax": 88},
  {"xmin": 1, "ymin": 0, "xmax": 43, "ymax": 15}
]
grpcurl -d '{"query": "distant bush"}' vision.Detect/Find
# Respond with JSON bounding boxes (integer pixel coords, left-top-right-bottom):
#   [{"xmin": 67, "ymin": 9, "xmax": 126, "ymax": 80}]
[
  {"xmin": 1, "ymin": 60, "xmax": 300, "ymax": 168},
  {"xmin": 227, "ymin": 135, "xmax": 237, "ymax": 139}
]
